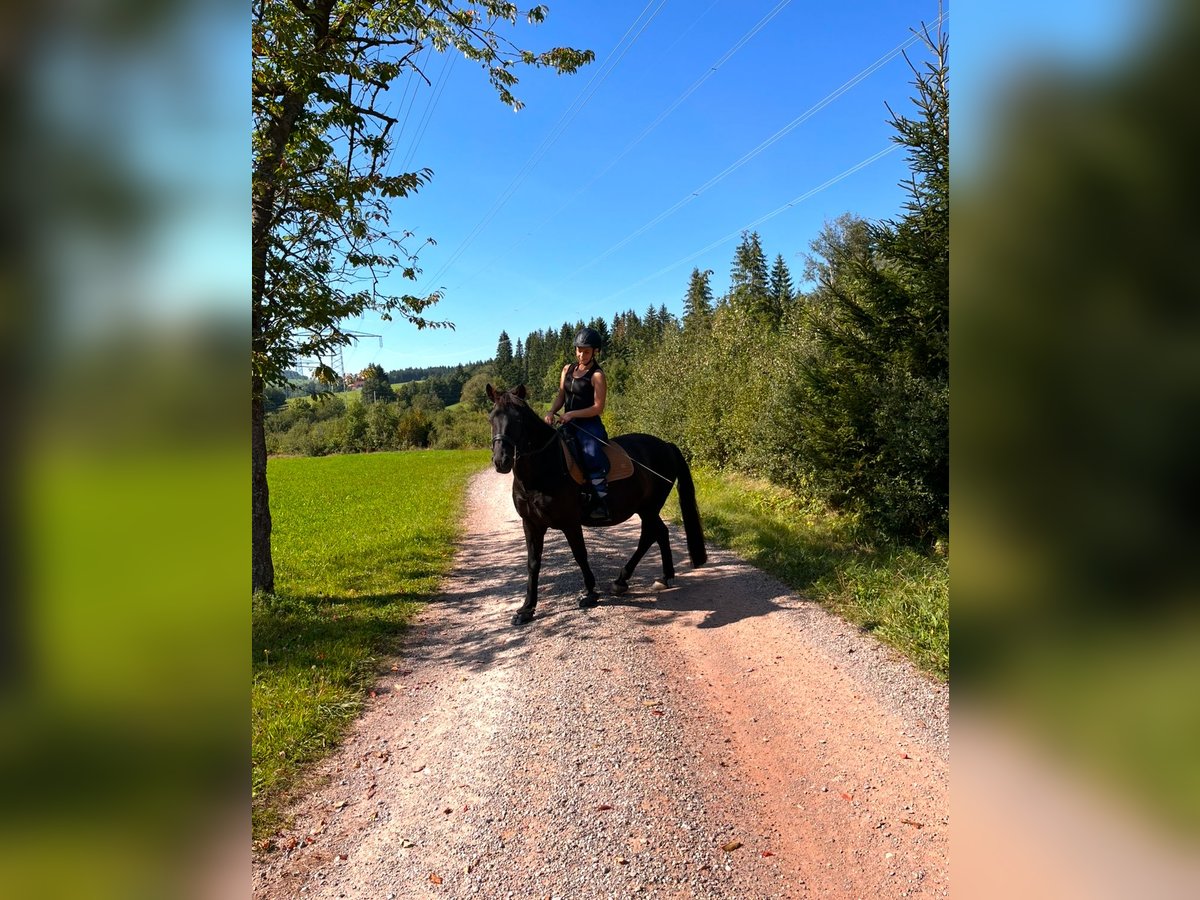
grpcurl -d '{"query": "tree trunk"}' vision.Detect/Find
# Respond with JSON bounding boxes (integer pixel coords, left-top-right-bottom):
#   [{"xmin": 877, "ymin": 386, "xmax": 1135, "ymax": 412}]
[{"xmin": 252, "ymin": 373, "xmax": 274, "ymax": 594}]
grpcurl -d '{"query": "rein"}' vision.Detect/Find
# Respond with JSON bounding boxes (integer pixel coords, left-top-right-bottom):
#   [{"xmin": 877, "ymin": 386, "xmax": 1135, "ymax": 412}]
[{"xmin": 559, "ymin": 419, "xmax": 676, "ymax": 486}]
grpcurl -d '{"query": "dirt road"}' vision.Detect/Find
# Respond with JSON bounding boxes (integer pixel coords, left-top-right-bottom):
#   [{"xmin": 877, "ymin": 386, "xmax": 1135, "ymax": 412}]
[{"xmin": 253, "ymin": 468, "xmax": 949, "ymax": 899}]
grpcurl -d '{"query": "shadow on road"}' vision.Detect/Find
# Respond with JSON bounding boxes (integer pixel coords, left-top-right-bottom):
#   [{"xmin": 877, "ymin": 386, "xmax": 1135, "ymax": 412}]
[{"xmin": 403, "ymin": 486, "xmax": 815, "ymax": 676}]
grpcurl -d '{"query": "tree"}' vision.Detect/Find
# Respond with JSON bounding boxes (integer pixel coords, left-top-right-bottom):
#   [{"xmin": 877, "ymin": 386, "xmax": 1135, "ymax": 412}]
[
  {"xmin": 495, "ymin": 330, "xmax": 514, "ymax": 385},
  {"xmin": 359, "ymin": 363, "xmax": 396, "ymax": 404},
  {"xmin": 460, "ymin": 369, "xmax": 498, "ymax": 410},
  {"xmin": 768, "ymin": 253, "xmax": 794, "ymax": 316},
  {"xmin": 729, "ymin": 231, "xmax": 771, "ymax": 323},
  {"xmin": 251, "ymin": 1, "xmax": 593, "ymax": 592},
  {"xmin": 788, "ymin": 22, "xmax": 948, "ymax": 539},
  {"xmin": 682, "ymin": 267, "xmax": 714, "ymax": 332},
  {"xmin": 513, "ymin": 337, "xmax": 526, "ymax": 385},
  {"xmin": 264, "ymin": 384, "xmax": 289, "ymax": 412}
]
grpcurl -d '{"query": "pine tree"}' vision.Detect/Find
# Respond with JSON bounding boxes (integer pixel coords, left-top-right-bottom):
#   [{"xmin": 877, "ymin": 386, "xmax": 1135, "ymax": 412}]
[
  {"xmin": 729, "ymin": 231, "xmax": 773, "ymax": 325},
  {"xmin": 769, "ymin": 254, "xmax": 795, "ymax": 320},
  {"xmin": 789, "ymin": 23, "xmax": 949, "ymax": 539},
  {"xmin": 492, "ymin": 330, "xmax": 513, "ymax": 386},
  {"xmin": 587, "ymin": 316, "xmax": 610, "ymax": 352},
  {"xmin": 683, "ymin": 268, "xmax": 714, "ymax": 332},
  {"xmin": 513, "ymin": 337, "xmax": 526, "ymax": 386}
]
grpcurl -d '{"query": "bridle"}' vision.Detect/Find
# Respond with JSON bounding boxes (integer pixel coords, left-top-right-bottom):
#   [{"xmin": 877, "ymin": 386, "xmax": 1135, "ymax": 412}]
[{"xmin": 491, "ymin": 411, "xmax": 560, "ymax": 460}]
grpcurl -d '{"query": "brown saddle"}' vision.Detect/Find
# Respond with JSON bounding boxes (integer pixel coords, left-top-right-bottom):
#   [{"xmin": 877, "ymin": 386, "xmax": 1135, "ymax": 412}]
[{"xmin": 562, "ymin": 437, "xmax": 635, "ymax": 485}]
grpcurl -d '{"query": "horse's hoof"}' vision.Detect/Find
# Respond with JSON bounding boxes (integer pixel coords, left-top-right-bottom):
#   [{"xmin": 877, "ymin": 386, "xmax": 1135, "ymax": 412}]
[
  {"xmin": 578, "ymin": 592, "xmax": 600, "ymax": 608},
  {"xmin": 652, "ymin": 578, "xmax": 672, "ymax": 591},
  {"xmin": 611, "ymin": 580, "xmax": 628, "ymax": 596},
  {"xmin": 512, "ymin": 610, "xmax": 534, "ymax": 626}
]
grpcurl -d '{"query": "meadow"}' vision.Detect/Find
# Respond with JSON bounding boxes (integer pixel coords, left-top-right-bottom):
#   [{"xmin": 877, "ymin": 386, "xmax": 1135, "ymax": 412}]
[{"xmin": 252, "ymin": 449, "xmax": 488, "ymax": 837}]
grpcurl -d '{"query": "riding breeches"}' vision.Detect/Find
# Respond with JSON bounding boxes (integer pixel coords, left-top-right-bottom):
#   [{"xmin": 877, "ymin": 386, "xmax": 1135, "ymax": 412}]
[{"xmin": 571, "ymin": 417, "xmax": 610, "ymax": 489}]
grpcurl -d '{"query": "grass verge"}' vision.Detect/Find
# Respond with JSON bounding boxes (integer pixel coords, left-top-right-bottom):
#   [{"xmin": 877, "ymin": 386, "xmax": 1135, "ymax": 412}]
[
  {"xmin": 668, "ymin": 468, "xmax": 948, "ymax": 679},
  {"xmin": 252, "ymin": 449, "xmax": 488, "ymax": 839}
]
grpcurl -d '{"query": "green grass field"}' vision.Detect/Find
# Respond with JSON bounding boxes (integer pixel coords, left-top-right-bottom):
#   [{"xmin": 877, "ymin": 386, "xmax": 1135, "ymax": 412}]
[
  {"xmin": 668, "ymin": 468, "xmax": 949, "ymax": 679},
  {"xmin": 252, "ymin": 449, "xmax": 487, "ymax": 838}
]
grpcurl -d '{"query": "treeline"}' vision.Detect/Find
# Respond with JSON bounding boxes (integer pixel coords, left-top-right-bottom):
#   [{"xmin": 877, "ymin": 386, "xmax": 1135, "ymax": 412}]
[
  {"xmin": 487, "ymin": 307, "xmax": 676, "ymax": 402},
  {"xmin": 265, "ymin": 360, "xmax": 496, "ymax": 455},
  {"xmin": 264, "ymin": 389, "xmax": 491, "ymax": 456}
]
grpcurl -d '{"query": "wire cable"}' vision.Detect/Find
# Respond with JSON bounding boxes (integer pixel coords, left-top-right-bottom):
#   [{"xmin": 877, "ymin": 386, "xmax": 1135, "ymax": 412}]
[
  {"xmin": 589, "ymin": 143, "xmax": 899, "ymax": 310},
  {"xmin": 448, "ymin": 0, "xmax": 795, "ymax": 296},
  {"xmin": 415, "ymin": 0, "xmax": 670, "ymax": 296},
  {"xmin": 553, "ymin": 13, "xmax": 946, "ymax": 289}
]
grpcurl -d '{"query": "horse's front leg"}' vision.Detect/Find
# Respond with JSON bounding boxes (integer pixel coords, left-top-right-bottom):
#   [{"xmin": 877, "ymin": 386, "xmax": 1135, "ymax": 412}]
[
  {"xmin": 561, "ymin": 523, "xmax": 600, "ymax": 608},
  {"xmin": 513, "ymin": 519, "xmax": 547, "ymax": 626}
]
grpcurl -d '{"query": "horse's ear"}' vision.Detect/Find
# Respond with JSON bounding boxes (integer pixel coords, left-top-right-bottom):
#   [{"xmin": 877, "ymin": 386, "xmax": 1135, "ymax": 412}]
[
  {"xmin": 485, "ymin": 383, "xmax": 496, "ymax": 402},
  {"xmin": 515, "ymin": 384, "xmax": 527, "ymax": 400}
]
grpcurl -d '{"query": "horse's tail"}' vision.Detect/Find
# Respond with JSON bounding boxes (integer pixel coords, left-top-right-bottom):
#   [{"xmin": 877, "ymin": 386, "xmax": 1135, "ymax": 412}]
[{"xmin": 670, "ymin": 443, "xmax": 707, "ymax": 568}]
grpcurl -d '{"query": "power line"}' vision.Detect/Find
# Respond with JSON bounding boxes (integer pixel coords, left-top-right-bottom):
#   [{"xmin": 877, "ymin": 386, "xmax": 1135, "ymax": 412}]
[
  {"xmin": 552, "ymin": 15, "xmax": 945, "ymax": 290},
  {"xmin": 398, "ymin": 44, "xmax": 459, "ymax": 175},
  {"xmin": 415, "ymin": 0, "xmax": 670, "ymax": 297},
  {"xmin": 448, "ymin": 0, "xmax": 795, "ymax": 296},
  {"xmin": 390, "ymin": 42, "xmax": 436, "ymax": 170},
  {"xmin": 589, "ymin": 144, "xmax": 900, "ymax": 310}
]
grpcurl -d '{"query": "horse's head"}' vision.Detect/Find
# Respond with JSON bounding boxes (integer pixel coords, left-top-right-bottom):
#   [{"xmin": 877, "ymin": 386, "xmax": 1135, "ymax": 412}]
[{"xmin": 486, "ymin": 383, "xmax": 529, "ymax": 474}]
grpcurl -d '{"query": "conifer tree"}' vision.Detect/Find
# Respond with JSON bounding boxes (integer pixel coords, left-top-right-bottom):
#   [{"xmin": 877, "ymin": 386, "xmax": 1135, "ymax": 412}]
[
  {"xmin": 495, "ymin": 331, "xmax": 514, "ymax": 386},
  {"xmin": 789, "ymin": 23, "xmax": 948, "ymax": 539},
  {"xmin": 682, "ymin": 267, "xmax": 715, "ymax": 332},
  {"xmin": 769, "ymin": 253, "xmax": 795, "ymax": 318},
  {"xmin": 729, "ymin": 231, "xmax": 772, "ymax": 324}
]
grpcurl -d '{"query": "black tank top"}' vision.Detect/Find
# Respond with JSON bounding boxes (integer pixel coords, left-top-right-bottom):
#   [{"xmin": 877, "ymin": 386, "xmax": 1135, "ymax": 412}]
[{"xmin": 565, "ymin": 362, "xmax": 602, "ymax": 412}]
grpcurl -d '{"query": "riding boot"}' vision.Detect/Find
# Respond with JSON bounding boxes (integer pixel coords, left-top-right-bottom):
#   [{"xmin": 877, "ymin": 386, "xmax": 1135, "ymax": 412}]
[{"xmin": 586, "ymin": 481, "xmax": 609, "ymax": 522}]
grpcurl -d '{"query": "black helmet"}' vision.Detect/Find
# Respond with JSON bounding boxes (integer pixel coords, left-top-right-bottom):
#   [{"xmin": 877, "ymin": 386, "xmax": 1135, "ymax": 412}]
[{"xmin": 574, "ymin": 327, "xmax": 602, "ymax": 350}]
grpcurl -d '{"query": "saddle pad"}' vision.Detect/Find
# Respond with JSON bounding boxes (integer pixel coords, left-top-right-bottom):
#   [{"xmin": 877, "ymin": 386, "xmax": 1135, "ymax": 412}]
[{"xmin": 563, "ymin": 439, "xmax": 635, "ymax": 485}]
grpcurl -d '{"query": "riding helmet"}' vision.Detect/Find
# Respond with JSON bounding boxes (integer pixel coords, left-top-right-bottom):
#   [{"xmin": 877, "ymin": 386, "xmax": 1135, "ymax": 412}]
[{"xmin": 574, "ymin": 327, "xmax": 602, "ymax": 350}]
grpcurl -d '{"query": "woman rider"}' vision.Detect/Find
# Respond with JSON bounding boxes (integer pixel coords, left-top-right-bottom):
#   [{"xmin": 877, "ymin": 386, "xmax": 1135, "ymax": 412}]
[{"xmin": 544, "ymin": 328, "xmax": 610, "ymax": 522}]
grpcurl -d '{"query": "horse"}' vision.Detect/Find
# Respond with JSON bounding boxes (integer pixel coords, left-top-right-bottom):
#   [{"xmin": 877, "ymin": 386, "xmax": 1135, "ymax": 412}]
[{"xmin": 486, "ymin": 384, "xmax": 707, "ymax": 626}]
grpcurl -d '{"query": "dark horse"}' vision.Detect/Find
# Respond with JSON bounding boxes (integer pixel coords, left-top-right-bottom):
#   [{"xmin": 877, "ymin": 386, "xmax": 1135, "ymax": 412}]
[{"xmin": 487, "ymin": 384, "xmax": 706, "ymax": 626}]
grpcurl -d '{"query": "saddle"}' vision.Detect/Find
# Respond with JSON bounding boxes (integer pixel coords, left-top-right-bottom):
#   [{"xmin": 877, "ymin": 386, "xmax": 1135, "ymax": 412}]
[{"xmin": 561, "ymin": 436, "xmax": 634, "ymax": 485}]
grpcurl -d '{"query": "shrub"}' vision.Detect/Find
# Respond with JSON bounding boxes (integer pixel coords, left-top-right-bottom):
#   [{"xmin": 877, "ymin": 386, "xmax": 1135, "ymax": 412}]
[{"xmin": 431, "ymin": 408, "xmax": 490, "ymax": 450}]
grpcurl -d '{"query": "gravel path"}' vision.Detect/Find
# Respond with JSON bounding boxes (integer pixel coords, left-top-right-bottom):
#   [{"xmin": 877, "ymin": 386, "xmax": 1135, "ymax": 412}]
[{"xmin": 253, "ymin": 468, "xmax": 949, "ymax": 899}]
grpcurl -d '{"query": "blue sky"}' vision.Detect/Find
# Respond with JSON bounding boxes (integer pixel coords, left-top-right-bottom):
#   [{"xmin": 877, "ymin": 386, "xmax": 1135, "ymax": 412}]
[{"xmin": 330, "ymin": 0, "xmax": 949, "ymax": 373}]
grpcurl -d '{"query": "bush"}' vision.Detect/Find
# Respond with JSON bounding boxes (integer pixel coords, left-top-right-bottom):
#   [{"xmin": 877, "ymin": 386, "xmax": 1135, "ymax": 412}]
[
  {"xmin": 340, "ymin": 403, "xmax": 368, "ymax": 453},
  {"xmin": 396, "ymin": 409, "xmax": 432, "ymax": 448},
  {"xmin": 365, "ymin": 402, "xmax": 399, "ymax": 450},
  {"xmin": 431, "ymin": 408, "xmax": 491, "ymax": 450}
]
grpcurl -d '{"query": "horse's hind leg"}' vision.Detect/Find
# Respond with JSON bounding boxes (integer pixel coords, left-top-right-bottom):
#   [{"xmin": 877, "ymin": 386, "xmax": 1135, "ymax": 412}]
[
  {"xmin": 561, "ymin": 524, "xmax": 600, "ymax": 608},
  {"xmin": 513, "ymin": 520, "xmax": 546, "ymax": 626},
  {"xmin": 614, "ymin": 513, "xmax": 672, "ymax": 600},
  {"xmin": 652, "ymin": 514, "xmax": 676, "ymax": 588}
]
